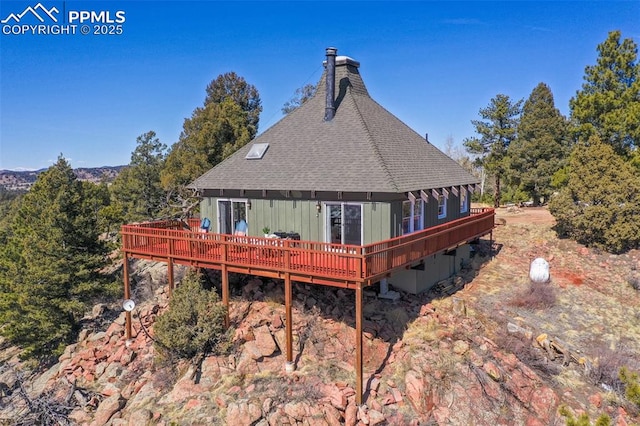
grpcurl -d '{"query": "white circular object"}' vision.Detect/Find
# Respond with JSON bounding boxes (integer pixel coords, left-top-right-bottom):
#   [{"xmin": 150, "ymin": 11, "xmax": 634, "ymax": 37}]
[
  {"xmin": 529, "ymin": 258, "xmax": 550, "ymax": 283},
  {"xmin": 122, "ymin": 299, "xmax": 136, "ymax": 312}
]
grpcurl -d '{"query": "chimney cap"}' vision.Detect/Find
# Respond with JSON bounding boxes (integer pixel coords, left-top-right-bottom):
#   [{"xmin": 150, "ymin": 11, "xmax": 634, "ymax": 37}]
[{"xmin": 325, "ymin": 47, "xmax": 337, "ymax": 56}]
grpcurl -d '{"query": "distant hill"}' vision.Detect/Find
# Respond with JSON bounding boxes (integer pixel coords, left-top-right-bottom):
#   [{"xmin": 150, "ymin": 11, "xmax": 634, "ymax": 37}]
[{"xmin": 0, "ymin": 165, "xmax": 126, "ymax": 191}]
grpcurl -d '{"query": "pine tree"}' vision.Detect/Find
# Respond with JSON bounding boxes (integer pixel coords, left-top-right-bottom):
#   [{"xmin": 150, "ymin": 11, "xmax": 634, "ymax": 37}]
[
  {"xmin": 464, "ymin": 94, "xmax": 522, "ymax": 207},
  {"xmin": 0, "ymin": 156, "xmax": 109, "ymax": 359},
  {"xmin": 508, "ymin": 83, "xmax": 570, "ymax": 205},
  {"xmin": 111, "ymin": 131, "xmax": 167, "ymax": 221},
  {"xmin": 570, "ymin": 30, "xmax": 640, "ymax": 156},
  {"xmin": 161, "ymin": 75, "xmax": 260, "ymax": 218}
]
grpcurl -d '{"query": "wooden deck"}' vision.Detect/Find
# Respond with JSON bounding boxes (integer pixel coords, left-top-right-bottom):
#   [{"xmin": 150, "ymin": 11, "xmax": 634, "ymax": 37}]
[
  {"xmin": 121, "ymin": 207, "xmax": 495, "ymax": 288},
  {"xmin": 120, "ymin": 207, "xmax": 494, "ymax": 405}
]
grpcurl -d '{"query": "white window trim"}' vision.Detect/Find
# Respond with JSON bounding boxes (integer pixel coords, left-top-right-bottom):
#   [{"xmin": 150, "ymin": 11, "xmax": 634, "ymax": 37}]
[
  {"xmin": 460, "ymin": 188, "xmax": 468, "ymax": 214},
  {"xmin": 402, "ymin": 199, "xmax": 424, "ymax": 234},
  {"xmin": 438, "ymin": 195, "xmax": 447, "ymax": 219}
]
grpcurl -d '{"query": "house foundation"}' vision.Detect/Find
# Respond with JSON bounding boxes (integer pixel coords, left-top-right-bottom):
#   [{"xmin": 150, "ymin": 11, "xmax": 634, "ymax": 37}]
[{"xmin": 389, "ymin": 244, "xmax": 471, "ymax": 294}]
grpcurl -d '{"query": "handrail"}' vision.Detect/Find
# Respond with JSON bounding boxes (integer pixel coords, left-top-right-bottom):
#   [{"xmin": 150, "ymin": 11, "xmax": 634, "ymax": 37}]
[{"xmin": 121, "ymin": 208, "xmax": 494, "ymax": 283}]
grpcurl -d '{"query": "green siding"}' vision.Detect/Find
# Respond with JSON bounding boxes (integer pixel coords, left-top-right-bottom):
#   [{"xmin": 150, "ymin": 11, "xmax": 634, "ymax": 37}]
[
  {"xmin": 200, "ymin": 198, "xmax": 391, "ymax": 244},
  {"xmin": 199, "ymin": 193, "xmax": 469, "ymax": 243}
]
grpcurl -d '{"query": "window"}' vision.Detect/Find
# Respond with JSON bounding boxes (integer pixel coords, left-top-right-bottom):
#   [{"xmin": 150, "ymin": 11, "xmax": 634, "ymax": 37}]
[
  {"xmin": 325, "ymin": 203, "xmax": 363, "ymax": 245},
  {"xmin": 437, "ymin": 195, "xmax": 447, "ymax": 219},
  {"xmin": 217, "ymin": 199, "xmax": 248, "ymax": 234},
  {"xmin": 460, "ymin": 188, "xmax": 468, "ymax": 213},
  {"xmin": 402, "ymin": 200, "xmax": 423, "ymax": 234}
]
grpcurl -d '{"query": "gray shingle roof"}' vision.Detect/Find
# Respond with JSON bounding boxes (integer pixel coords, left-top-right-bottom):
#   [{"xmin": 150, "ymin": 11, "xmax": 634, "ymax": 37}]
[{"xmin": 190, "ymin": 54, "xmax": 479, "ymax": 194}]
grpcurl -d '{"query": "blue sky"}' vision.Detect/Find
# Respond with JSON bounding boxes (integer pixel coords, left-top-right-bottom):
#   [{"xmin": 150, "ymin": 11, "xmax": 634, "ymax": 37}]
[{"xmin": 1, "ymin": 1, "xmax": 638, "ymax": 170}]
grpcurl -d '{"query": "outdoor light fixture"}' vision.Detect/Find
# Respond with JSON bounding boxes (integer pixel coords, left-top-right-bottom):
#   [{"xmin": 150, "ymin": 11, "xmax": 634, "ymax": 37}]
[
  {"xmin": 316, "ymin": 200, "xmax": 322, "ymax": 213},
  {"xmin": 122, "ymin": 299, "xmax": 136, "ymax": 312},
  {"xmin": 247, "ymin": 199, "xmax": 252, "ymax": 210}
]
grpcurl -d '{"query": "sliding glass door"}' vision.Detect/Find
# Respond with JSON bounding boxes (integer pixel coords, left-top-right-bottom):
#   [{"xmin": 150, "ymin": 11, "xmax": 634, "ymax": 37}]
[
  {"xmin": 325, "ymin": 203, "xmax": 362, "ymax": 245},
  {"xmin": 217, "ymin": 200, "xmax": 247, "ymax": 234}
]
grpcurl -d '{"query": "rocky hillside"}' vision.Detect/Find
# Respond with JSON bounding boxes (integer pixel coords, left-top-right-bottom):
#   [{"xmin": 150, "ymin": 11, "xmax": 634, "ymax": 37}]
[
  {"xmin": 0, "ymin": 207, "xmax": 639, "ymax": 425},
  {"xmin": 0, "ymin": 166, "xmax": 124, "ymax": 191}
]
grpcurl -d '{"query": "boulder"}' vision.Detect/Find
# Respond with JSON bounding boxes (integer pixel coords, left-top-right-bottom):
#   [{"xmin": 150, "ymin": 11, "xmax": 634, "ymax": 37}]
[
  {"xmin": 226, "ymin": 401, "xmax": 262, "ymax": 425},
  {"xmin": 91, "ymin": 392, "xmax": 125, "ymax": 426},
  {"xmin": 253, "ymin": 325, "xmax": 277, "ymax": 357}
]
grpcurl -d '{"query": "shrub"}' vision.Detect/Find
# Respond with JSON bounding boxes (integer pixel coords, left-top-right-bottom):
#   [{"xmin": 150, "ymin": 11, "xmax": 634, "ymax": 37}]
[
  {"xmin": 154, "ymin": 270, "xmax": 230, "ymax": 358},
  {"xmin": 619, "ymin": 367, "xmax": 640, "ymax": 409},
  {"xmin": 549, "ymin": 137, "xmax": 640, "ymax": 253},
  {"xmin": 509, "ymin": 282, "xmax": 556, "ymax": 310},
  {"xmin": 558, "ymin": 405, "xmax": 611, "ymax": 426}
]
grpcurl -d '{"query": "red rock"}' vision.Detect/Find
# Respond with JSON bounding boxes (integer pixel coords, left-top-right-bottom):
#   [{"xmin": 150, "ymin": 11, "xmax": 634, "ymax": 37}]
[
  {"xmin": 271, "ymin": 314, "xmax": 283, "ymax": 329},
  {"xmin": 102, "ymin": 383, "xmax": 121, "ymax": 397},
  {"xmin": 120, "ymin": 350, "xmax": 136, "ymax": 366},
  {"xmin": 105, "ymin": 322, "xmax": 122, "ymax": 338},
  {"xmin": 588, "ymin": 393, "xmax": 603, "ymax": 408},
  {"xmin": 128, "ymin": 409, "xmax": 151, "ymax": 426},
  {"xmin": 525, "ymin": 416, "xmax": 545, "ymax": 426},
  {"xmin": 253, "ymin": 325, "xmax": 277, "ymax": 357},
  {"xmin": 323, "ymin": 404, "xmax": 342, "ymax": 426},
  {"xmin": 506, "ymin": 369, "xmax": 535, "ymax": 404},
  {"xmin": 390, "ymin": 387, "xmax": 403, "ymax": 403},
  {"xmin": 344, "ymin": 403, "xmax": 358, "ymax": 426},
  {"xmin": 531, "ymin": 386, "xmax": 558, "ymax": 423},
  {"xmin": 404, "ymin": 370, "xmax": 423, "ymax": 411},
  {"xmin": 432, "ymin": 407, "xmax": 450, "ymax": 424},
  {"xmin": 215, "ymin": 394, "xmax": 229, "ymax": 408},
  {"xmin": 185, "ymin": 398, "xmax": 201, "ymax": 409},
  {"xmin": 226, "ymin": 401, "xmax": 262, "ymax": 425},
  {"xmin": 483, "ymin": 361, "xmax": 501, "ymax": 381},
  {"xmin": 616, "ymin": 407, "xmax": 629, "ymax": 426},
  {"xmin": 109, "ymin": 345, "xmax": 126, "ymax": 363},
  {"xmin": 284, "ymin": 401, "xmax": 309, "ymax": 420},
  {"xmin": 91, "ymin": 392, "xmax": 124, "ymax": 426},
  {"xmin": 381, "ymin": 393, "xmax": 395, "ymax": 405},
  {"xmin": 327, "ymin": 385, "xmax": 346, "ymax": 410},
  {"xmin": 78, "ymin": 348, "xmax": 94, "ymax": 361},
  {"xmin": 368, "ymin": 409, "xmax": 385, "ymax": 426}
]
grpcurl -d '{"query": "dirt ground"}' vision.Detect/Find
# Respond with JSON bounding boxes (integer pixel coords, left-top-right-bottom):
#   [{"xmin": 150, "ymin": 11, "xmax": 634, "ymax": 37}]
[{"xmin": 463, "ymin": 205, "xmax": 640, "ymax": 413}]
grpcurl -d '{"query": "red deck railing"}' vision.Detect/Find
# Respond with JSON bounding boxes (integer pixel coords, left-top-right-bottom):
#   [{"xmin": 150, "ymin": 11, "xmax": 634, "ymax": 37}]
[{"xmin": 121, "ymin": 208, "xmax": 494, "ymax": 285}]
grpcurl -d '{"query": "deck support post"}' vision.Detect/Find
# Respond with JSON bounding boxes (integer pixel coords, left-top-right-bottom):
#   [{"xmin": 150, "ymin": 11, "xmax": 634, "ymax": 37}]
[
  {"xmin": 355, "ymin": 281, "xmax": 363, "ymax": 405},
  {"xmin": 123, "ymin": 253, "xmax": 132, "ymax": 340},
  {"xmin": 167, "ymin": 258, "xmax": 174, "ymax": 298},
  {"xmin": 490, "ymin": 230, "xmax": 494, "ymax": 259},
  {"xmin": 284, "ymin": 272, "xmax": 294, "ymax": 370},
  {"xmin": 221, "ymin": 264, "xmax": 230, "ymax": 328}
]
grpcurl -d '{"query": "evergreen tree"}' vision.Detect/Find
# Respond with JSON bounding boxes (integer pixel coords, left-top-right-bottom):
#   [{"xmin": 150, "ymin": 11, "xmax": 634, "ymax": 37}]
[
  {"xmin": 549, "ymin": 136, "xmax": 640, "ymax": 253},
  {"xmin": 111, "ymin": 131, "xmax": 167, "ymax": 221},
  {"xmin": 508, "ymin": 83, "xmax": 570, "ymax": 205},
  {"xmin": 161, "ymin": 75, "xmax": 260, "ymax": 217},
  {"xmin": 204, "ymin": 71, "xmax": 262, "ymax": 137},
  {"xmin": 570, "ymin": 30, "xmax": 640, "ymax": 156},
  {"xmin": 464, "ymin": 94, "xmax": 522, "ymax": 207},
  {"xmin": 0, "ymin": 156, "xmax": 110, "ymax": 359},
  {"xmin": 282, "ymin": 83, "xmax": 317, "ymax": 114}
]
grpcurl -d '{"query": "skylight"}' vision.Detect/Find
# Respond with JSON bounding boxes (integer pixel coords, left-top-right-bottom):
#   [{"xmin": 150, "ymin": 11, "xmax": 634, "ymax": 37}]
[{"xmin": 245, "ymin": 143, "xmax": 269, "ymax": 160}]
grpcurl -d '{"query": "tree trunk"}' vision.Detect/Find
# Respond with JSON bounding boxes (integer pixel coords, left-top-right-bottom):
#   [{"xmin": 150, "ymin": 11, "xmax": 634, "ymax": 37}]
[{"xmin": 493, "ymin": 174, "xmax": 501, "ymax": 208}]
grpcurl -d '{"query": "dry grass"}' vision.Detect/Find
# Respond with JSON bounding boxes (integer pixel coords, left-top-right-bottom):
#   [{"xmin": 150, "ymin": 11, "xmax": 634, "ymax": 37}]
[
  {"xmin": 403, "ymin": 316, "xmax": 439, "ymax": 344},
  {"xmin": 509, "ymin": 282, "xmax": 556, "ymax": 310}
]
